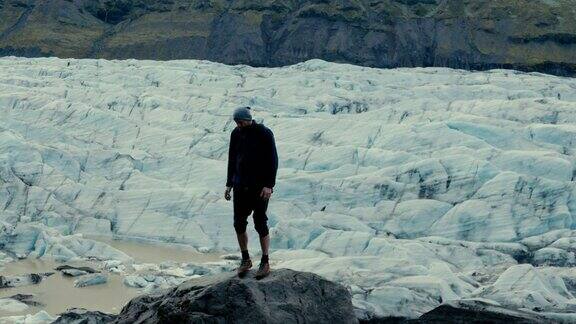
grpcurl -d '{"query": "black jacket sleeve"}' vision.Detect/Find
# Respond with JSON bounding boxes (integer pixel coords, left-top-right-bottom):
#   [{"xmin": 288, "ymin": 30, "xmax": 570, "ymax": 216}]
[
  {"xmin": 226, "ymin": 130, "xmax": 236, "ymax": 187},
  {"xmin": 263, "ymin": 128, "xmax": 278, "ymax": 188}
]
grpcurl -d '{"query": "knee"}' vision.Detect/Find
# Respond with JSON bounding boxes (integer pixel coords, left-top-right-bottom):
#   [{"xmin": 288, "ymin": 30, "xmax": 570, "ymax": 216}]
[
  {"xmin": 254, "ymin": 219, "xmax": 269, "ymax": 238},
  {"xmin": 234, "ymin": 219, "xmax": 248, "ymax": 234}
]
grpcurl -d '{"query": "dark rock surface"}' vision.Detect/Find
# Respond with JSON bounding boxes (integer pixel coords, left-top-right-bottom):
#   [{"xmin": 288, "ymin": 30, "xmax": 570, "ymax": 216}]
[
  {"xmin": 114, "ymin": 268, "xmax": 358, "ymax": 324},
  {"xmin": 55, "ymin": 264, "xmax": 99, "ymax": 277},
  {"xmin": 52, "ymin": 308, "xmax": 117, "ymax": 324},
  {"xmin": 417, "ymin": 300, "xmax": 552, "ymax": 323},
  {"xmin": 55, "ymin": 265, "xmax": 99, "ymax": 273},
  {"xmin": 0, "ymin": 0, "xmax": 574, "ymax": 76},
  {"xmin": 359, "ymin": 300, "xmax": 554, "ymax": 324}
]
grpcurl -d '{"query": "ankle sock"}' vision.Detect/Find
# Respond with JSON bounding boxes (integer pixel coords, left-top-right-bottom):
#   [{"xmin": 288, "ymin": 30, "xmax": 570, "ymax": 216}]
[
  {"xmin": 261, "ymin": 254, "xmax": 269, "ymax": 264},
  {"xmin": 241, "ymin": 250, "xmax": 250, "ymax": 260}
]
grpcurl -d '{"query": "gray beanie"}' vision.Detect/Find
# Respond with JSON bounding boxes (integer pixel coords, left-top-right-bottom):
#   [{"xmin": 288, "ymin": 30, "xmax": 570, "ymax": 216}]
[{"xmin": 233, "ymin": 106, "xmax": 252, "ymax": 121}]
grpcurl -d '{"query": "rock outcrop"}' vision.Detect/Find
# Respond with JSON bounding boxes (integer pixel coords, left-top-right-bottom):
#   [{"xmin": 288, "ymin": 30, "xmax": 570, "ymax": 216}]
[
  {"xmin": 0, "ymin": 0, "xmax": 574, "ymax": 76},
  {"xmin": 53, "ymin": 268, "xmax": 358, "ymax": 324},
  {"xmin": 114, "ymin": 268, "xmax": 358, "ymax": 323}
]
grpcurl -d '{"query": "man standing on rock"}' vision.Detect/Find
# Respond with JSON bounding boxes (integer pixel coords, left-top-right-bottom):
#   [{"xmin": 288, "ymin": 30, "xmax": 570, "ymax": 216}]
[{"xmin": 225, "ymin": 106, "xmax": 278, "ymax": 279}]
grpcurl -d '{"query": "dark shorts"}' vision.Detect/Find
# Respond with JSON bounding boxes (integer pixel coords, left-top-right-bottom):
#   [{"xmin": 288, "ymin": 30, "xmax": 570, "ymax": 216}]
[{"xmin": 233, "ymin": 185, "xmax": 269, "ymax": 237}]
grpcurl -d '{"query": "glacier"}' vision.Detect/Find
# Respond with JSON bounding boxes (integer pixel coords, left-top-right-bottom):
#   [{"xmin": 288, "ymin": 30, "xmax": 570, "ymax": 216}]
[{"xmin": 1, "ymin": 56, "xmax": 576, "ymax": 321}]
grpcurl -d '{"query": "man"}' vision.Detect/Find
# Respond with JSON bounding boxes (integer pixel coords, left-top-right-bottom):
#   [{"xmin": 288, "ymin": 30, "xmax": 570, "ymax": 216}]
[{"xmin": 225, "ymin": 106, "xmax": 278, "ymax": 279}]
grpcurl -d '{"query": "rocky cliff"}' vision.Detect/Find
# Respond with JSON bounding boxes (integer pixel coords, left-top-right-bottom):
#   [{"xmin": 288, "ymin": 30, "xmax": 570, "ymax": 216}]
[{"xmin": 0, "ymin": 0, "xmax": 575, "ymax": 76}]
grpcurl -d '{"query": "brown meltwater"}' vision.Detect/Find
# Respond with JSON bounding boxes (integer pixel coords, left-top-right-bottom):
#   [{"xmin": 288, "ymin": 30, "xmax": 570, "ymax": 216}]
[
  {"xmin": 0, "ymin": 258, "xmax": 138, "ymax": 317},
  {"xmin": 83, "ymin": 235, "xmax": 224, "ymax": 264},
  {"xmin": 0, "ymin": 236, "xmax": 224, "ymax": 317}
]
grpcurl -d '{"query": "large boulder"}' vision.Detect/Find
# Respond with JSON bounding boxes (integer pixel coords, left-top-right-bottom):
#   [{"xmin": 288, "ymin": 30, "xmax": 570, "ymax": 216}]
[{"xmin": 114, "ymin": 268, "xmax": 358, "ymax": 324}]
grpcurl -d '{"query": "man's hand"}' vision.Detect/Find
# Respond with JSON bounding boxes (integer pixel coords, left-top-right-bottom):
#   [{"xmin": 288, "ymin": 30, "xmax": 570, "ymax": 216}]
[
  {"xmin": 260, "ymin": 187, "xmax": 273, "ymax": 200},
  {"xmin": 224, "ymin": 186, "xmax": 232, "ymax": 201}
]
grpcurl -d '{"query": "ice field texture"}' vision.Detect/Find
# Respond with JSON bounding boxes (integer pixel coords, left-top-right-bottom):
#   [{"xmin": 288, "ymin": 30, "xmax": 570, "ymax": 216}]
[{"xmin": 1, "ymin": 57, "xmax": 576, "ymax": 320}]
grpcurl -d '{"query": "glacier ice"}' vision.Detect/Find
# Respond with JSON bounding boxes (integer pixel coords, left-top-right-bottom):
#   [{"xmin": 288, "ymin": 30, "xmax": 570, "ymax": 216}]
[
  {"xmin": 1, "ymin": 57, "xmax": 576, "ymax": 320},
  {"xmin": 0, "ymin": 310, "xmax": 55, "ymax": 324},
  {"xmin": 0, "ymin": 298, "xmax": 29, "ymax": 313},
  {"xmin": 471, "ymin": 264, "xmax": 576, "ymax": 312},
  {"xmin": 73, "ymin": 273, "xmax": 107, "ymax": 288}
]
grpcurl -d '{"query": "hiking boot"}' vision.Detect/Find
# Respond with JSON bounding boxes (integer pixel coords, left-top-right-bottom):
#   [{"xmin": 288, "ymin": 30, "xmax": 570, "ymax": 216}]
[
  {"xmin": 255, "ymin": 262, "xmax": 270, "ymax": 279},
  {"xmin": 237, "ymin": 258, "xmax": 252, "ymax": 277}
]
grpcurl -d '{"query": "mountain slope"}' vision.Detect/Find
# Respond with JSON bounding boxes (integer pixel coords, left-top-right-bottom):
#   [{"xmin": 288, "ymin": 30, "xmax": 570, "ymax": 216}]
[{"xmin": 0, "ymin": 0, "xmax": 575, "ymax": 76}]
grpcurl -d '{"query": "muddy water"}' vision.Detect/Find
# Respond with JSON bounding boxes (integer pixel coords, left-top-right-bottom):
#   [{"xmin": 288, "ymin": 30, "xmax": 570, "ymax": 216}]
[
  {"xmin": 0, "ymin": 258, "xmax": 137, "ymax": 317},
  {"xmin": 83, "ymin": 235, "xmax": 224, "ymax": 264},
  {"xmin": 0, "ymin": 237, "xmax": 224, "ymax": 317}
]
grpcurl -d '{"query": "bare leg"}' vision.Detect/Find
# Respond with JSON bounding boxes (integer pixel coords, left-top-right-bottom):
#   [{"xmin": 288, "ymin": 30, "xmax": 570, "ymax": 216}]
[
  {"xmin": 259, "ymin": 234, "xmax": 269, "ymax": 258},
  {"xmin": 237, "ymin": 231, "xmax": 248, "ymax": 255},
  {"xmin": 236, "ymin": 231, "xmax": 252, "ymax": 276}
]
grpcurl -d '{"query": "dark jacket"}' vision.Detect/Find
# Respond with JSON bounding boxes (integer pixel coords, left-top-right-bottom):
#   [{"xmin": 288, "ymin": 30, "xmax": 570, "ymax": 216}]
[{"xmin": 226, "ymin": 121, "xmax": 278, "ymax": 189}]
